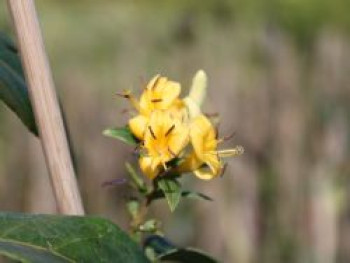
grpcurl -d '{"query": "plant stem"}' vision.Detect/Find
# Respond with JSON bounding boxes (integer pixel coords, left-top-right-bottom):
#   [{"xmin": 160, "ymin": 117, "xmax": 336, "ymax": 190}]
[{"xmin": 6, "ymin": 0, "xmax": 84, "ymax": 215}]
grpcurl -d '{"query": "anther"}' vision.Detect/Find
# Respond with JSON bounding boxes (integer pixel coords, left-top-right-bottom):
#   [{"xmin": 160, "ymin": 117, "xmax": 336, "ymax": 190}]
[
  {"xmin": 148, "ymin": 126, "xmax": 157, "ymax": 139},
  {"xmin": 151, "ymin": 98, "xmax": 163, "ymax": 103},
  {"xmin": 116, "ymin": 92, "xmax": 130, "ymax": 99},
  {"xmin": 165, "ymin": 124, "xmax": 175, "ymax": 137},
  {"xmin": 215, "ymin": 125, "xmax": 220, "ymax": 140}
]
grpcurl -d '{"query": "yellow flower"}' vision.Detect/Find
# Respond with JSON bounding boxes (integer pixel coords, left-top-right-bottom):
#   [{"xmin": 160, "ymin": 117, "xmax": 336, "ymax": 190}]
[
  {"xmin": 139, "ymin": 75, "xmax": 181, "ymax": 115},
  {"xmin": 123, "ymin": 75, "xmax": 185, "ymax": 139},
  {"xmin": 179, "ymin": 114, "xmax": 243, "ymax": 180},
  {"xmin": 139, "ymin": 110, "xmax": 189, "ymax": 179}
]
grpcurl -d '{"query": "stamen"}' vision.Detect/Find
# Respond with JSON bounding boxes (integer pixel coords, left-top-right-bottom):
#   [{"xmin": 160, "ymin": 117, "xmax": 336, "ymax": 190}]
[
  {"xmin": 116, "ymin": 92, "xmax": 130, "ymax": 99},
  {"xmin": 223, "ymin": 131, "xmax": 236, "ymax": 141},
  {"xmin": 215, "ymin": 125, "xmax": 219, "ymax": 140},
  {"xmin": 217, "ymin": 131, "xmax": 236, "ymax": 144},
  {"xmin": 165, "ymin": 124, "xmax": 175, "ymax": 137},
  {"xmin": 148, "ymin": 126, "xmax": 157, "ymax": 140},
  {"xmin": 116, "ymin": 91, "xmax": 140, "ymax": 111},
  {"xmin": 218, "ymin": 146, "xmax": 244, "ymax": 157},
  {"xmin": 150, "ymin": 75, "xmax": 161, "ymax": 90},
  {"xmin": 168, "ymin": 147, "xmax": 176, "ymax": 157},
  {"xmin": 219, "ymin": 163, "xmax": 228, "ymax": 177}
]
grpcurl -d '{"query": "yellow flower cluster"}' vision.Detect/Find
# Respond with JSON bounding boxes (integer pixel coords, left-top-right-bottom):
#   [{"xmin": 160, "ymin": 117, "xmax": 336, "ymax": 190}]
[{"xmin": 121, "ymin": 71, "xmax": 243, "ymax": 180}]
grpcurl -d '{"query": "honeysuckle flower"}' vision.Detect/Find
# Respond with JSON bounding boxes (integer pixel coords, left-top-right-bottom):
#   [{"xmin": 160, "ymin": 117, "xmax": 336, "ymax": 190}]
[
  {"xmin": 139, "ymin": 110, "xmax": 189, "ymax": 179},
  {"xmin": 122, "ymin": 75, "xmax": 186, "ymax": 139},
  {"xmin": 178, "ymin": 114, "xmax": 243, "ymax": 180},
  {"xmin": 112, "ymin": 70, "xmax": 243, "ymax": 182}
]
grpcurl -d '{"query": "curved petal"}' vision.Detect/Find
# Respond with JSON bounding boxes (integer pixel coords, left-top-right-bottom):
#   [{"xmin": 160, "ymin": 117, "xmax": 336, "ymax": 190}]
[
  {"xmin": 177, "ymin": 152, "xmax": 202, "ymax": 173},
  {"xmin": 204, "ymin": 154, "xmax": 221, "ymax": 175},
  {"xmin": 160, "ymin": 80, "xmax": 181, "ymax": 109},
  {"xmin": 168, "ymin": 119, "xmax": 189, "ymax": 156},
  {"xmin": 129, "ymin": 115, "xmax": 148, "ymax": 140},
  {"xmin": 139, "ymin": 156, "xmax": 160, "ymax": 180},
  {"xmin": 193, "ymin": 168, "xmax": 216, "ymax": 180},
  {"xmin": 190, "ymin": 115, "xmax": 213, "ymax": 159}
]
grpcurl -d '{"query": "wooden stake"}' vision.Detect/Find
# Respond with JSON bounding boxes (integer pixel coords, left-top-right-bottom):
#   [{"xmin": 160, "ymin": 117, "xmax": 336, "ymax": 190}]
[{"xmin": 7, "ymin": 0, "xmax": 84, "ymax": 215}]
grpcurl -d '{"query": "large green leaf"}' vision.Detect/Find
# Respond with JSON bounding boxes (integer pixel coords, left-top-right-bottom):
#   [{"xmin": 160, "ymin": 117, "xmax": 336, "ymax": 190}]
[
  {"xmin": 0, "ymin": 212, "xmax": 149, "ymax": 263},
  {"xmin": 157, "ymin": 177, "xmax": 181, "ymax": 212},
  {"xmin": 0, "ymin": 33, "xmax": 38, "ymax": 135},
  {"xmin": 103, "ymin": 126, "xmax": 139, "ymax": 146}
]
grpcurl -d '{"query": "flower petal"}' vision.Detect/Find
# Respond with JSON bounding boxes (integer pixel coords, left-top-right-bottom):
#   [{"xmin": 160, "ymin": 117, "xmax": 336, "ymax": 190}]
[
  {"xmin": 160, "ymin": 79, "xmax": 181, "ymax": 109},
  {"xmin": 139, "ymin": 156, "xmax": 160, "ymax": 179},
  {"xmin": 177, "ymin": 152, "xmax": 202, "ymax": 173},
  {"xmin": 190, "ymin": 114, "xmax": 213, "ymax": 159},
  {"xmin": 193, "ymin": 168, "xmax": 216, "ymax": 180},
  {"xmin": 139, "ymin": 75, "xmax": 181, "ymax": 114},
  {"xmin": 129, "ymin": 115, "xmax": 148, "ymax": 140}
]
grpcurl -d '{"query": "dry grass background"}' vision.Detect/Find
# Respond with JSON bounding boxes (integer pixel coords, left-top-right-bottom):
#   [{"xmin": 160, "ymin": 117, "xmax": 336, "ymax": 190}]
[{"xmin": 0, "ymin": 1, "xmax": 350, "ymax": 262}]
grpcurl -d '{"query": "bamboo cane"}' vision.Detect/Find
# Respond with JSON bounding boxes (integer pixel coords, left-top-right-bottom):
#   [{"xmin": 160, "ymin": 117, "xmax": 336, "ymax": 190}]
[{"xmin": 6, "ymin": 0, "xmax": 84, "ymax": 215}]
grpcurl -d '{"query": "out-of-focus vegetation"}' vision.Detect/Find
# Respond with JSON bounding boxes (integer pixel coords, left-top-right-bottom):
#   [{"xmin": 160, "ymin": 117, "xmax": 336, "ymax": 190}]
[{"xmin": 0, "ymin": 0, "xmax": 350, "ymax": 262}]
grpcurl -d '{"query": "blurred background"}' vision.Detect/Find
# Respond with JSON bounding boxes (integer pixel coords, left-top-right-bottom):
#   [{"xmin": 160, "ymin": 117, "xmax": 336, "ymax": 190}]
[{"xmin": 1, "ymin": 0, "xmax": 350, "ymax": 262}]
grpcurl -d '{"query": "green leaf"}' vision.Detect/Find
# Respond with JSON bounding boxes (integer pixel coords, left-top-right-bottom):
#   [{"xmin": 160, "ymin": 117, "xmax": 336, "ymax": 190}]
[
  {"xmin": 0, "ymin": 33, "xmax": 23, "ymax": 76},
  {"xmin": 0, "ymin": 212, "xmax": 149, "ymax": 263},
  {"xmin": 0, "ymin": 33, "xmax": 38, "ymax": 135},
  {"xmin": 147, "ymin": 190, "xmax": 212, "ymax": 204},
  {"xmin": 144, "ymin": 235, "xmax": 219, "ymax": 263},
  {"xmin": 103, "ymin": 126, "xmax": 138, "ymax": 146},
  {"xmin": 157, "ymin": 177, "xmax": 181, "ymax": 212},
  {"xmin": 181, "ymin": 191, "xmax": 213, "ymax": 201},
  {"xmin": 159, "ymin": 248, "xmax": 219, "ymax": 263}
]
